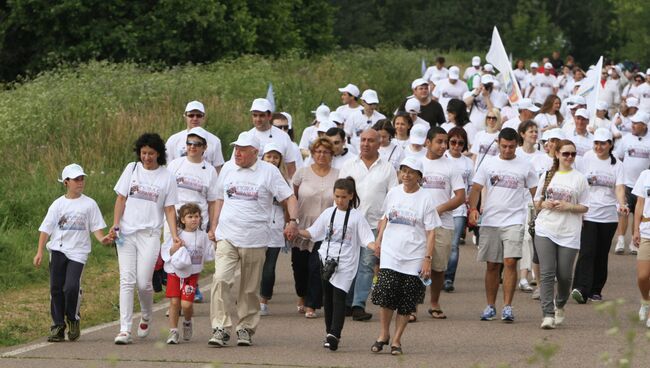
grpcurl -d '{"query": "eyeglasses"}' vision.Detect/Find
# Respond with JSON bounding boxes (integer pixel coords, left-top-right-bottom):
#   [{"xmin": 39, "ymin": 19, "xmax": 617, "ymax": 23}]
[
  {"xmin": 313, "ymin": 150, "xmax": 332, "ymax": 156},
  {"xmin": 273, "ymin": 124, "xmax": 289, "ymax": 131},
  {"xmin": 560, "ymin": 151, "xmax": 577, "ymax": 157},
  {"xmin": 486, "ymin": 116, "xmax": 497, "ymax": 120},
  {"xmin": 186, "ymin": 113, "xmax": 204, "ymax": 119},
  {"xmin": 449, "ymin": 139, "xmax": 465, "ymax": 146},
  {"xmin": 186, "ymin": 141, "xmax": 205, "ymax": 147}
]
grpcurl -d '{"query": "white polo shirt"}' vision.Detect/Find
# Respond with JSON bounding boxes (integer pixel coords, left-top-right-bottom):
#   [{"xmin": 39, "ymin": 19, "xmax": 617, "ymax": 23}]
[
  {"xmin": 166, "ymin": 129, "xmax": 225, "ymax": 169},
  {"xmin": 432, "ymin": 79, "xmax": 469, "ymax": 112},
  {"xmin": 248, "ymin": 126, "xmax": 298, "ymax": 164}
]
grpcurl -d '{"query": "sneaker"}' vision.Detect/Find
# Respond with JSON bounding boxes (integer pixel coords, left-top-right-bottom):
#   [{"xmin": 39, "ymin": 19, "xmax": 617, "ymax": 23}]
[
  {"xmin": 194, "ymin": 287, "xmax": 204, "ymax": 303},
  {"xmin": 571, "ymin": 289, "xmax": 586, "ymax": 304},
  {"xmin": 66, "ymin": 319, "xmax": 80, "ymax": 341},
  {"xmin": 480, "ymin": 305, "xmax": 497, "ymax": 321},
  {"xmin": 540, "ymin": 317, "xmax": 555, "ymax": 329},
  {"xmin": 47, "ymin": 325, "xmax": 65, "ymax": 342},
  {"xmin": 182, "ymin": 320, "xmax": 192, "ymax": 341},
  {"xmin": 352, "ymin": 307, "xmax": 372, "ymax": 321},
  {"xmin": 260, "ymin": 303, "xmax": 270, "ymax": 316},
  {"xmin": 443, "ymin": 280, "xmax": 455, "ymax": 293},
  {"xmin": 629, "ymin": 242, "xmax": 638, "ymax": 255},
  {"xmin": 236, "ymin": 328, "xmax": 252, "ymax": 346},
  {"xmin": 166, "ymin": 329, "xmax": 179, "ymax": 344},
  {"xmin": 208, "ymin": 328, "xmax": 230, "ymax": 347},
  {"xmin": 518, "ymin": 280, "xmax": 533, "ymax": 292},
  {"xmin": 639, "ymin": 303, "xmax": 650, "ymax": 323},
  {"xmin": 323, "ymin": 339, "xmax": 330, "ymax": 349},
  {"xmin": 501, "ymin": 305, "xmax": 515, "ymax": 323},
  {"xmin": 589, "ymin": 294, "xmax": 603, "ymax": 302},
  {"xmin": 137, "ymin": 317, "xmax": 150, "ymax": 338},
  {"xmin": 326, "ymin": 333, "xmax": 339, "ymax": 351},
  {"xmin": 646, "ymin": 317, "xmax": 650, "ymax": 329},
  {"xmin": 114, "ymin": 331, "xmax": 132, "ymax": 345},
  {"xmin": 614, "ymin": 237, "xmax": 625, "ymax": 255},
  {"xmin": 532, "ymin": 288, "xmax": 540, "ymax": 300},
  {"xmin": 554, "ymin": 307, "xmax": 565, "ymax": 326}
]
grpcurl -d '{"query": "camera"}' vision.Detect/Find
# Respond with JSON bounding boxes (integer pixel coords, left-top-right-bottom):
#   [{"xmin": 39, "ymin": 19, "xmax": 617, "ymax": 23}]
[{"xmin": 321, "ymin": 258, "xmax": 338, "ymax": 281}]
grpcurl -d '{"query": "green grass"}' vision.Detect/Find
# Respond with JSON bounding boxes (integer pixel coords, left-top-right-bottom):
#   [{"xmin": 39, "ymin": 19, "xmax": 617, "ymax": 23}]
[{"xmin": 0, "ymin": 47, "xmax": 472, "ymax": 346}]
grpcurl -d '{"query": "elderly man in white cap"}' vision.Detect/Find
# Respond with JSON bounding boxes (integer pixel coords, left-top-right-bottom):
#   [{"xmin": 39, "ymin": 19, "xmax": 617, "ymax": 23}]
[
  {"xmin": 166, "ymin": 100, "xmax": 225, "ymax": 172},
  {"xmin": 502, "ymin": 98, "xmax": 540, "ymax": 131},
  {"xmin": 432, "ymin": 66, "xmax": 469, "ymax": 113},
  {"xmin": 399, "ymin": 79, "xmax": 446, "ymax": 128},
  {"xmin": 529, "ymin": 62, "xmax": 559, "ymax": 105},
  {"xmin": 346, "ymin": 89, "xmax": 386, "ymax": 151},
  {"xmin": 335, "ymin": 83, "xmax": 363, "ymax": 125},
  {"xmin": 247, "ymin": 98, "xmax": 298, "ymax": 178},
  {"xmin": 463, "ymin": 56, "xmax": 482, "ymax": 81},
  {"xmin": 209, "ymin": 132, "xmax": 299, "ymax": 347},
  {"xmin": 614, "ymin": 111, "xmax": 650, "ymax": 255}
]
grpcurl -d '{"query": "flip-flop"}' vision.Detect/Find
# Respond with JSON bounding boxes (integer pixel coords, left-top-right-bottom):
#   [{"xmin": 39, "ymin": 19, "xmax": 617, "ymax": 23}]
[
  {"xmin": 371, "ymin": 338, "xmax": 389, "ymax": 353},
  {"xmin": 390, "ymin": 345, "xmax": 403, "ymax": 355},
  {"xmin": 428, "ymin": 308, "xmax": 447, "ymax": 319},
  {"xmin": 408, "ymin": 313, "xmax": 417, "ymax": 323},
  {"xmin": 297, "ymin": 305, "xmax": 305, "ymax": 314},
  {"xmin": 305, "ymin": 311, "xmax": 318, "ymax": 318}
]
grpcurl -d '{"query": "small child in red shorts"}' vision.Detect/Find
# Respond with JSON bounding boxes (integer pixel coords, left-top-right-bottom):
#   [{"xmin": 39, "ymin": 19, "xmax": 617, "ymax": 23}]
[{"xmin": 161, "ymin": 203, "xmax": 214, "ymax": 344}]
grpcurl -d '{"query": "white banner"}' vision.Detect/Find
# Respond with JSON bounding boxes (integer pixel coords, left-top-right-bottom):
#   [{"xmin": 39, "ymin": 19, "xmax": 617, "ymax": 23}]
[
  {"xmin": 485, "ymin": 26, "xmax": 522, "ymax": 104},
  {"xmin": 576, "ymin": 56, "xmax": 603, "ymax": 121}
]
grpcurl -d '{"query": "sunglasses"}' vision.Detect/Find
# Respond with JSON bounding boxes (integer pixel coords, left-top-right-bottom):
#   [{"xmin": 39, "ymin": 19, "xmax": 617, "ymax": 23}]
[
  {"xmin": 186, "ymin": 141, "xmax": 205, "ymax": 147},
  {"xmin": 186, "ymin": 113, "xmax": 204, "ymax": 119},
  {"xmin": 273, "ymin": 124, "xmax": 289, "ymax": 131},
  {"xmin": 560, "ymin": 151, "xmax": 577, "ymax": 158},
  {"xmin": 486, "ymin": 116, "xmax": 497, "ymax": 120},
  {"xmin": 449, "ymin": 139, "xmax": 465, "ymax": 146}
]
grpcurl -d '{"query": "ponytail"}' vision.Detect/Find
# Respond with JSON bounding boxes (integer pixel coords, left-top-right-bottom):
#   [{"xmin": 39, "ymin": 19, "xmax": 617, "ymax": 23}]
[
  {"xmin": 334, "ymin": 177, "xmax": 360, "ymax": 209},
  {"xmin": 608, "ymin": 141, "xmax": 616, "ymax": 165}
]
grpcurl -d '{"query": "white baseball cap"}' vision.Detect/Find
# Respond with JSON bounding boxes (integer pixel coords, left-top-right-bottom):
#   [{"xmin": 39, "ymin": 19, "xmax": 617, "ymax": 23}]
[
  {"xmin": 171, "ymin": 247, "xmax": 193, "ymax": 278},
  {"xmin": 646, "ymin": 68, "xmax": 650, "ymax": 75},
  {"xmin": 631, "ymin": 112, "xmax": 650, "ymax": 125},
  {"xmin": 544, "ymin": 62, "xmax": 553, "ymax": 69},
  {"xmin": 405, "ymin": 98, "xmax": 421, "ymax": 114},
  {"xmin": 530, "ymin": 62, "xmax": 539, "ymax": 69},
  {"xmin": 481, "ymin": 74, "xmax": 495, "ymax": 85},
  {"xmin": 517, "ymin": 98, "xmax": 540, "ymax": 113},
  {"xmin": 448, "ymin": 66, "xmax": 460, "ymax": 80},
  {"xmin": 250, "ymin": 98, "xmax": 272, "ymax": 112},
  {"xmin": 575, "ymin": 108, "xmax": 589, "ymax": 119},
  {"xmin": 312, "ymin": 104, "xmax": 330, "ymax": 123},
  {"xmin": 636, "ymin": 72, "xmax": 647, "ymax": 79},
  {"xmin": 409, "ymin": 124, "xmax": 429, "ymax": 145},
  {"xmin": 596, "ymin": 101, "xmax": 609, "ymax": 111},
  {"xmin": 262, "ymin": 142, "xmax": 283, "ymax": 155},
  {"xmin": 542, "ymin": 128, "xmax": 565, "ymax": 141},
  {"xmin": 328, "ymin": 111, "xmax": 344, "ymax": 125},
  {"xmin": 567, "ymin": 95, "xmax": 586, "ymax": 107},
  {"xmin": 472, "ymin": 56, "xmax": 481, "ymax": 67},
  {"xmin": 187, "ymin": 127, "xmax": 209, "ymax": 142},
  {"xmin": 627, "ymin": 97, "xmax": 640, "ymax": 108},
  {"xmin": 411, "ymin": 78, "xmax": 429, "ymax": 90},
  {"xmin": 59, "ymin": 163, "xmax": 86, "ymax": 183},
  {"xmin": 338, "ymin": 83, "xmax": 360, "ymax": 98},
  {"xmin": 593, "ymin": 128, "xmax": 613, "ymax": 142},
  {"xmin": 483, "ymin": 64, "xmax": 494, "ymax": 73},
  {"xmin": 280, "ymin": 112, "xmax": 293, "ymax": 129},
  {"xmin": 361, "ymin": 89, "xmax": 379, "ymax": 104},
  {"xmin": 317, "ymin": 120, "xmax": 337, "ymax": 133},
  {"xmin": 399, "ymin": 156, "xmax": 424, "ymax": 175},
  {"xmin": 231, "ymin": 131, "xmax": 261, "ymax": 150},
  {"xmin": 185, "ymin": 100, "xmax": 205, "ymax": 113}
]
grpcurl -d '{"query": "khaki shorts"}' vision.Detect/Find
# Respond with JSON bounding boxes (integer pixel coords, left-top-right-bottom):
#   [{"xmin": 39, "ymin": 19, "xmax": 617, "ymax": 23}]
[
  {"xmin": 477, "ymin": 225, "xmax": 524, "ymax": 263},
  {"xmin": 431, "ymin": 227, "xmax": 453, "ymax": 272},
  {"xmin": 638, "ymin": 238, "xmax": 650, "ymax": 261}
]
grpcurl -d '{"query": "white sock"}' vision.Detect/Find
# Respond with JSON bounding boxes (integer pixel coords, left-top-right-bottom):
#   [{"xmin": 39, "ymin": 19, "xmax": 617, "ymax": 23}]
[{"xmin": 618, "ymin": 235, "xmax": 624, "ymax": 242}]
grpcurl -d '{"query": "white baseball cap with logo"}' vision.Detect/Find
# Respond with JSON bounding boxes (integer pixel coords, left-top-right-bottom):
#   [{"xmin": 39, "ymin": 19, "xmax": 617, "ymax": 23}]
[
  {"xmin": 59, "ymin": 163, "xmax": 86, "ymax": 183},
  {"xmin": 185, "ymin": 100, "xmax": 205, "ymax": 113},
  {"xmin": 405, "ymin": 98, "xmax": 421, "ymax": 114},
  {"xmin": 250, "ymin": 98, "xmax": 272, "ymax": 112},
  {"xmin": 338, "ymin": 83, "xmax": 360, "ymax": 98},
  {"xmin": 448, "ymin": 66, "xmax": 460, "ymax": 80},
  {"xmin": 361, "ymin": 89, "xmax": 379, "ymax": 104}
]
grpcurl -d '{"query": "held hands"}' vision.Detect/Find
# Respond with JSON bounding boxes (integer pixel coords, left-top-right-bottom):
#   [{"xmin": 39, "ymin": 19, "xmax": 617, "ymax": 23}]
[
  {"xmin": 101, "ymin": 233, "xmax": 115, "ymax": 245},
  {"xmin": 618, "ymin": 204, "xmax": 630, "ymax": 216},
  {"xmin": 207, "ymin": 229, "xmax": 216, "ymax": 242},
  {"xmin": 284, "ymin": 222, "xmax": 299, "ymax": 241},
  {"xmin": 468, "ymin": 209, "xmax": 480, "ymax": 227}
]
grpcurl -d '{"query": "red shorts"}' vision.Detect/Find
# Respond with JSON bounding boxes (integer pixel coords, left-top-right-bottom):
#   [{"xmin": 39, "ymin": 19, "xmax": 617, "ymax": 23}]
[{"xmin": 166, "ymin": 273, "xmax": 199, "ymax": 302}]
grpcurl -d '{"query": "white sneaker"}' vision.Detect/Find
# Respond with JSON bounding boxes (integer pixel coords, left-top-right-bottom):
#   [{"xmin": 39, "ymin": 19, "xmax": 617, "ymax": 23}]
[
  {"xmin": 639, "ymin": 303, "xmax": 650, "ymax": 323},
  {"xmin": 540, "ymin": 317, "xmax": 555, "ymax": 329},
  {"xmin": 615, "ymin": 238, "xmax": 625, "ymax": 255},
  {"xmin": 114, "ymin": 331, "xmax": 133, "ymax": 345},
  {"xmin": 260, "ymin": 303, "xmax": 270, "ymax": 316},
  {"xmin": 137, "ymin": 317, "xmax": 150, "ymax": 338},
  {"xmin": 182, "ymin": 320, "xmax": 192, "ymax": 341},
  {"xmin": 531, "ymin": 287, "xmax": 540, "ymax": 300},
  {"xmin": 518, "ymin": 280, "xmax": 533, "ymax": 292},
  {"xmin": 166, "ymin": 329, "xmax": 179, "ymax": 344},
  {"xmin": 629, "ymin": 242, "xmax": 638, "ymax": 255},
  {"xmin": 554, "ymin": 307, "xmax": 565, "ymax": 326}
]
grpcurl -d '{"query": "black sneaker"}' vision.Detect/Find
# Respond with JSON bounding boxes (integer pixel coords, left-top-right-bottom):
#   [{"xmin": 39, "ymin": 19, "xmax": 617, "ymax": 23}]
[
  {"xmin": 443, "ymin": 280, "xmax": 455, "ymax": 293},
  {"xmin": 47, "ymin": 325, "xmax": 65, "ymax": 342},
  {"xmin": 326, "ymin": 334, "xmax": 339, "ymax": 351},
  {"xmin": 352, "ymin": 307, "xmax": 372, "ymax": 321},
  {"xmin": 67, "ymin": 319, "xmax": 80, "ymax": 341}
]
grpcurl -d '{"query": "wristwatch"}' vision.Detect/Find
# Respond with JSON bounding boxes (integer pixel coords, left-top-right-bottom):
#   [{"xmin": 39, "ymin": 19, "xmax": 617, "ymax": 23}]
[{"xmin": 289, "ymin": 218, "xmax": 299, "ymax": 224}]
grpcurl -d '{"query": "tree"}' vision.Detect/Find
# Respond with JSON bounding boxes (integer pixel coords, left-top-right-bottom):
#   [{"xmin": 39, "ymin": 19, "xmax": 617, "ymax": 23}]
[{"xmin": 503, "ymin": 0, "xmax": 566, "ymax": 61}]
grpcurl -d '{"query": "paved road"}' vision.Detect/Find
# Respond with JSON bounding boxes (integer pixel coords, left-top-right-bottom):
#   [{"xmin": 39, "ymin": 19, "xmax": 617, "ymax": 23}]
[{"xmin": 2, "ymin": 241, "xmax": 649, "ymax": 367}]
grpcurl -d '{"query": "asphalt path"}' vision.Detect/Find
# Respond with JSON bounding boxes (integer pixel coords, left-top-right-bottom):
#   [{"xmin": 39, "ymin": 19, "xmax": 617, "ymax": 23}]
[{"xmin": 2, "ymin": 240, "xmax": 649, "ymax": 367}]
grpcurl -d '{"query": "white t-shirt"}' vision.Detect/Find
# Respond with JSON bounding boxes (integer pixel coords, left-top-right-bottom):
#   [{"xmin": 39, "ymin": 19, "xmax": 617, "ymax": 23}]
[
  {"xmin": 339, "ymin": 157, "xmax": 398, "ymax": 229},
  {"xmin": 473, "ymin": 155, "xmax": 538, "ymax": 227},
  {"xmin": 166, "ymin": 157, "xmax": 219, "ymax": 227},
  {"xmin": 420, "ymin": 155, "xmax": 465, "ymax": 229},
  {"xmin": 564, "ymin": 130, "xmax": 594, "ymax": 157},
  {"xmin": 632, "ymin": 170, "xmax": 650, "ymax": 238},
  {"xmin": 379, "ymin": 141, "xmax": 406, "ymax": 171},
  {"xmin": 463, "ymin": 66, "xmax": 481, "ymax": 81},
  {"xmin": 402, "ymin": 145, "xmax": 427, "ymax": 160},
  {"xmin": 468, "ymin": 92, "xmax": 507, "ymax": 130},
  {"xmin": 166, "ymin": 129, "xmax": 225, "ymax": 169},
  {"xmin": 298, "ymin": 125, "xmax": 317, "ymax": 151},
  {"xmin": 576, "ymin": 150, "xmax": 624, "ymax": 223},
  {"xmin": 379, "ymin": 185, "xmax": 441, "ymax": 276},
  {"xmin": 531, "ymin": 74, "xmax": 558, "ymax": 105},
  {"xmin": 425, "ymin": 66, "xmax": 449, "ymax": 84},
  {"xmin": 445, "ymin": 152, "xmax": 474, "ymax": 217},
  {"xmin": 345, "ymin": 110, "xmax": 387, "ymax": 150},
  {"xmin": 114, "ymin": 162, "xmax": 178, "ymax": 235},
  {"xmin": 248, "ymin": 126, "xmax": 297, "ymax": 163},
  {"xmin": 638, "ymin": 83, "xmax": 650, "ymax": 114},
  {"xmin": 39, "ymin": 195, "xmax": 106, "ymax": 264},
  {"xmin": 470, "ymin": 131, "xmax": 499, "ymax": 165},
  {"xmin": 215, "ymin": 160, "xmax": 293, "ymax": 248},
  {"xmin": 307, "ymin": 207, "xmax": 374, "ymax": 292},
  {"xmin": 161, "ymin": 229, "xmax": 214, "ymax": 277},
  {"xmin": 502, "ymin": 116, "xmax": 522, "ymax": 131},
  {"xmin": 534, "ymin": 113, "xmax": 558, "ymax": 132},
  {"xmin": 432, "ymin": 79, "xmax": 469, "ymax": 112},
  {"xmin": 534, "ymin": 169, "xmax": 589, "ymax": 249},
  {"xmin": 513, "ymin": 69, "xmax": 528, "ymax": 90},
  {"xmin": 335, "ymin": 104, "xmax": 364, "ymax": 125},
  {"xmin": 614, "ymin": 133, "xmax": 650, "ymax": 187}
]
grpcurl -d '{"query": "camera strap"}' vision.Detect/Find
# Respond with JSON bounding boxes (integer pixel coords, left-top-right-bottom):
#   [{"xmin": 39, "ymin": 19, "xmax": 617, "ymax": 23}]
[{"xmin": 325, "ymin": 206, "xmax": 352, "ymax": 263}]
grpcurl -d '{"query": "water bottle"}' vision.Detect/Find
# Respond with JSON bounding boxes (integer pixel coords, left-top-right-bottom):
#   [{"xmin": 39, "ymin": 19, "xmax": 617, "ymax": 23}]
[
  {"xmin": 114, "ymin": 227, "xmax": 124, "ymax": 247},
  {"xmin": 419, "ymin": 271, "xmax": 432, "ymax": 286}
]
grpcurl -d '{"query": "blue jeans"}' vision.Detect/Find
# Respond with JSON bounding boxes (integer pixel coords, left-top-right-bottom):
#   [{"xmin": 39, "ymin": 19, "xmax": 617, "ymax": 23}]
[
  {"xmin": 346, "ymin": 243, "xmax": 378, "ymax": 309},
  {"xmin": 445, "ymin": 216, "xmax": 466, "ymax": 283}
]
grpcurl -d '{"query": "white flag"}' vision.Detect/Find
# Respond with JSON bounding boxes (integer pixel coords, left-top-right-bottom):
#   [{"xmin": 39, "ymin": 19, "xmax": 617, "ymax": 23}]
[
  {"xmin": 485, "ymin": 26, "xmax": 522, "ymax": 104},
  {"xmin": 266, "ymin": 83, "xmax": 276, "ymax": 112},
  {"xmin": 421, "ymin": 58, "xmax": 427, "ymax": 77},
  {"xmin": 576, "ymin": 56, "xmax": 603, "ymax": 121}
]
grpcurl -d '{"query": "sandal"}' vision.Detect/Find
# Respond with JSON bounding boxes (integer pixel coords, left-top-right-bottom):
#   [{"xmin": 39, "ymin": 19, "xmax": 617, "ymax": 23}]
[
  {"xmin": 305, "ymin": 311, "xmax": 318, "ymax": 318},
  {"xmin": 428, "ymin": 308, "xmax": 447, "ymax": 319},
  {"xmin": 371, "ymin": 338, "xmax": 389, "ymax": 353},
  {"xmin": 391, "ymin": 345, "xmax": 403, "ymax": 355},
  {"xmin": 297, "ymin": 305, "xmax": 305, "ymax": 314},
  {"xmin": 408, "ymin": 313, "xmax": 417, "ymax": 323}
]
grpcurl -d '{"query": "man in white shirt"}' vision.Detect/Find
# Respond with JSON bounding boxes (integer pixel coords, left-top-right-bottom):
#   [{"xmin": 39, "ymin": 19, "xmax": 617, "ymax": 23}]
[
  {"xmin": 468, "ymin": 128, "xmax": 538, "ymax": 323},
  {"xmin": 432, "ymin": 66, "xmax": 469, "ymax": 113},
  {"xmin": 464, "ymin": 74, "xmax": 506, "ymax": 130},
  {"xmin": 335, "ymin": 83, "xmax": 363, "ymax": 125},
  {"xmin": 339, "ymin": 129, "xmax": 398, "ymax": 321},
  {"xmin": 420, "ymin": 127, "xmax": 465, "ymax": 319},
  {"xmin": 345, "ymin": 89, "xmax": 386, "ymax": 150},
  {"xmin": 326, "ymin": 128, "xmax": 356, "ymax": 169},
  {"xmin": 529, "ymin": 62, "xmax": 559, "ymax": 105},
  {"xmin": 247, "ymin": 98, "xmax": 297, "ymax": 178},
  {"xmin": 524, "ymin": 62, "xmax": 539, "ymax": 98},
  {"xmin": 503, "ymin": 98, "xmax": 540, "ymax": 131},
  {"xmin": 209, "ymin": 132, "xmax": 299, "ymax": 347},
  {"xmin": 424, "ymin": 56, "xmax": 449, "ymax": 88},
  {"xmin": 614, "ymin": 111, "xmax": 650, "ymax": 254},
  {"xmin": 463, "ymin": 56, "xmax": 482, "ymax": 81},
  {"xmin": 564, "ymin": 108, "xmax": 594, "ymax": 158},
  {"xmin": 166, "ymin": 100, "xmax": 225, "ymax": 172}
]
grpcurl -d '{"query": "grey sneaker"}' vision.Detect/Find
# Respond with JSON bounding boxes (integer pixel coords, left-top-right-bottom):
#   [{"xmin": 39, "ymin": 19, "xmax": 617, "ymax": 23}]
[
  {"xmin": 554, "ymin": 307, "xmax": 565, "ymax": 326},
  {"xmin": 182, "ymin": 320, "xmax": 192, "ymax": 341},
  {"xmin": 236, "ymin": 328, "xmax": 252, "ymax": 346},
  {"xmin": 47, "ymin": 325, "xmax": 65, "ymax": 342},
  {"xmin": 66, "ymin": 319, "xmax": 80, "ymax": 341},
  {"xmin": 531, "ymin": 287, "xmax": 540, "ymax": 300},
  {"xmin": 166, "ymin": 329, "xmax": 179, "ymax": 344},
  {"xmin": 208, "ymin": 328, "xmax": 230, "ymax": 347}
]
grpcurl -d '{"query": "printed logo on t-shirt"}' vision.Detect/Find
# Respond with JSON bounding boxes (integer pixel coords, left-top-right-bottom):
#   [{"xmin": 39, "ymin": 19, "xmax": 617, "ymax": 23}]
[
  {"xmin": 176, "ymin": 175, "xmax": 206, "ymax": 195},
  {"xmin": 129, "ymin": 183, "xmax": 161, "ymax": 202},
  {"xmin": 57, "ymin": 212, "xmax": 86, "ymax": 231},
  {"xmin": 479, "ymin": 143, "xmax": 498, "ymax": 156},
  {"xmin": 326, "ymin": 225, "xmax": 352, "ymax": 245},
  {"xmin": 462, "ymin": 169, "xmax": 471, "ymax": 185},
  {"xmin": 546, "ymin": 186, "xmax": 573, "ymax": 202},
  {"xmin": 422, "ymin": 174, "xmax": 447, "ymax": 190},
  {"xmin": 387, "ymin": 207, "xmax": 418, "ymax": 226},
  {"xmin": 178, "ymin": 146, "xmax": 188, "ymax": 158},
  {"xmin": 488, "ymin": 173, "xmax": 520, "ymax": 189},
  {"xmin": 540, "ymin": 82, "xmax": 553, "ymax": 88},
  {"xmin": 627, "ymin": 147, "xmax": 650, "ymax": 159},
  {"xmin": 225, "ymin": 182, "xmax": 260, "ymax": 201},
  {"xmin": 189, "ymin": 246, "xmax": 204, "ymax": 265},
  {"xmin": 587, "ymin": 172, "xmax": 615, "ymax": 188}
]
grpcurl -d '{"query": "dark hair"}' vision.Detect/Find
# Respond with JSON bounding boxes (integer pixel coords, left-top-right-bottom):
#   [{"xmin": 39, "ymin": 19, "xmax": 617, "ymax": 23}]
[
  {"xmin": 541, "ymin": 139, "xmax": 575, "ymax": 199},
  {"xmin": 447, "ymin": 127, "xmax": 469, "ymax": 152},
  {"xmin": 538, "ymin": 94, "xmax": 564, "ymax": 124},
  {"xmin": 426, "ymin": 126, "xmax": 447, "ymax": 141},
  {"xmin": 134, "ymin": 133, "xmax": 166, "ymax": 166},
  {"xmin": 446, "ymin": 99, "xmax": 470, "ymax": 127},
  {"xmin": 271, "ymin": 113, "xmax": 294, "ymax": 141},
  {"xmin": 334, "ymin": 177, "xmax": 360, "ymax": 209},
  {"xmin": 436, "ymin": 56, "xmax": 445, "ymax": 64},
  {"xmin": 498, "ymin": 127, "xmax": 519, "ymax": 142},
  {"xmin": 392, "ymin": 111, "xmax": 413, "ymax": 135},
  {"xmin": 177, "ymin": 203, "xmax": 202, "ymax": 230},
  {"xmin": 372, "ymin": 119, "xmax": 396, "ymax": 138},
  {"xmin": 517, "ymin": 120, "xmax": 538, "ymax": 146},
  {"xmin": 187, "ymin": 133, "xmax": 207, "ymax": 146},
  {"xmin": 325, "ymin": 127, "xmax": 346, "ymax": 140}
]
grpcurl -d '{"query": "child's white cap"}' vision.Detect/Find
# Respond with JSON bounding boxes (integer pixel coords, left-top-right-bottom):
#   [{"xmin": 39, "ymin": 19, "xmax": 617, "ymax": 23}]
[
  {"xmin": 171, "ymin": 247, "xmax": 193, "ymax": 278},
  {"xmin": 262, "ymin": 142, "xmax": 283, "ymax": 156},
  {"xmin": 59, "ymin": 163, "xmax": 86, "ymax": 183}
]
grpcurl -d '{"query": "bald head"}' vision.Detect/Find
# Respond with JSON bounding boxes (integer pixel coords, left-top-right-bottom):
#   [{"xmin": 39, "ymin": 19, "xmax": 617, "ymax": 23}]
[{"xmin": 359, "ymin": 129, "xmax": 380, "ymax": 160}]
